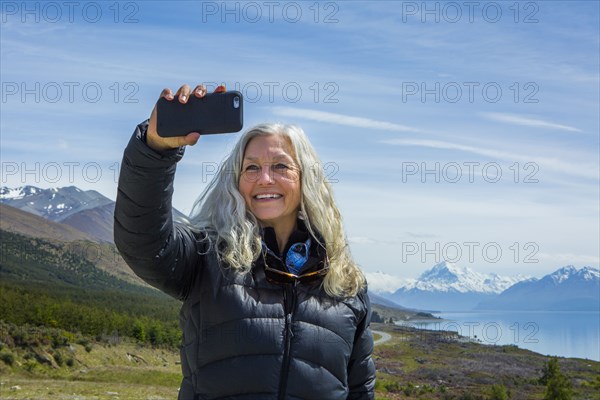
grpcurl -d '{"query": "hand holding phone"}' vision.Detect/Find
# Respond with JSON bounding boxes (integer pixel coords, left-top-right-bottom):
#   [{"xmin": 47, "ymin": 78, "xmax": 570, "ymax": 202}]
[
  {"xmin": 156, "ymin": 90, "xmax": 243, "ymax": 137},
  {"xmin": 145, "ymin": 84, "xmax": 238, "ymax": 152}
]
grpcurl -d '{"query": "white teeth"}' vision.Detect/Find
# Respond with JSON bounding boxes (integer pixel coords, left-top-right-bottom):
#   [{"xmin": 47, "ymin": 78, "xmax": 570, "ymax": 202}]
[{"xmin": 255, "ymin": 194, "xmax": 282, "ymax": 199}]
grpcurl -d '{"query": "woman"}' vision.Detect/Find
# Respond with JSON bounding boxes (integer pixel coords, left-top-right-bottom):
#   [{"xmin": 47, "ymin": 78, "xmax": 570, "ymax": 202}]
[{"xmin": 114, "ymin": 84, "xmax": 376, "ymax": 400}]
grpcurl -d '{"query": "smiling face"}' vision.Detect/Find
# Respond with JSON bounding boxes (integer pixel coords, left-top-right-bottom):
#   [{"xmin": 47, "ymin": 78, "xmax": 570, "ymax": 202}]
[{"xmin": 239, "ymin": 134, "xmax": 301, "ymax": 234}]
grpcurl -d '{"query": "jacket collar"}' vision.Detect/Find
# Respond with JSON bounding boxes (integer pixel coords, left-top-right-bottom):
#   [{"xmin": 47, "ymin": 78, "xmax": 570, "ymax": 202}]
[{"xmin": 260, "ymin": 219, "xmax": 327, "ymax": 275}]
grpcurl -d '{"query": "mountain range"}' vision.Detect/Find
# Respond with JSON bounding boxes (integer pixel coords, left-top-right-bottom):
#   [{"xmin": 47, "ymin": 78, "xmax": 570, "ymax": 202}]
[
  {"xmin": 368, "ymin": 261, "xmax": 599, "ymax": 312},
  {"xmin": 1, "ymin": 186, "xmax": 115, "ymax": 242},
  {"xmin": 370, "ymin": 261, "xmax": 527, "ymax": 311},
  {"xmin": 0, "ymin": 185, "xmax": 185, "ymax": 243},
  {"xmin": 476, "ymin": 266, "xmax": 600, "ymax": 311}
]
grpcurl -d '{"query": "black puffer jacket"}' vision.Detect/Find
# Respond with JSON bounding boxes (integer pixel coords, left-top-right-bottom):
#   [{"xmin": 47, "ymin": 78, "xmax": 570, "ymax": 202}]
[{"xmin": 114, "ymin": 121, "xmax": 376, "ymax": 400}]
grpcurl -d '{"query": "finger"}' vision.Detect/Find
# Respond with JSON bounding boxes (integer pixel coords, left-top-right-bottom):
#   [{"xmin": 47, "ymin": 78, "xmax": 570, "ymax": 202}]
[
  {"xmin": 184, "ymin": 132, "xmax": 201, "ymax": 146},
  {"xmin": 172, "ymin": 132, "xmax": 199, "ymax": 147},
  {"xmin": 214, "ymin": 85, "xmax": 226, "ymax": 93},
  {"xmin": 175, "ymin": 84, "xmax": 191, "ymax": 103},
  {"xmin": 160, "ymin": 88, "xmax": 174, "ymax": 100},
  {"xmin": 193, "ymin": 84, "xmax": 207, "ymax": 98},
  {"xmin": 149, "ymin": 104, "xmax": 157, "ymax": 123}
]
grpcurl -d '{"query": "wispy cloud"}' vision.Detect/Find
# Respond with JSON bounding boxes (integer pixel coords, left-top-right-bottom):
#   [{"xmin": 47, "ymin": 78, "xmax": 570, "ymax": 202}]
[
  {"xmin": 481, "ymin": 112, "xmax": 582, "ymax": 133},
  {"xmin": 406, "ymin": 232, "xmax": 437, "ymax": 239},
  {"xmin": 537, "ymin": 253, "xmax": 600, "ymax": 266},
  {"xmin": 271, "ymin": 107, "xmax": 421, "ymax": 133},
  {"xmin": 364, "ymin": 271, "xmax": 412, "ymax": 293},
  {"xmin": 347, "ymin": 236, "xmax": 403, "ymax": 246},
  {"xmin": 348, "ymin": 236, "xmax": 377, "ymax": 245},
  {"xmin": 381, "ymin": 138, "xmax": 598, "ymax": 180}
]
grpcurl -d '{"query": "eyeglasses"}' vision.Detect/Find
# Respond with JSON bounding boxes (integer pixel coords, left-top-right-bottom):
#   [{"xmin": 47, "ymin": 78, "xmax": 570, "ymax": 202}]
[
  {"xmin": 240, "ymin": 163, "xmax": 301, "ymax": 183},
  {"xmin": 261, "ymin": 249, "xmax": 329, "ymax": 285},
  {"xmin": 264, "ymin": 262, "xmax": 329, "ymax": 284}
]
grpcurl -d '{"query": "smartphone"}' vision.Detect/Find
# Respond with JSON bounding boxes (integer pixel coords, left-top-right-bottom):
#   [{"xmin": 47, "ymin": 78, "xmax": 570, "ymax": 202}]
[{"xmin": 156, "ymin": 91, "xmax": 243, "ymax": 137}]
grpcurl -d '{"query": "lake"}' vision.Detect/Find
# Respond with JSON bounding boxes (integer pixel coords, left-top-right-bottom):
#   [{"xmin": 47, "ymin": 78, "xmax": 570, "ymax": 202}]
[{"xmin": 395, "ymin": 311, "xmax": 600, "ymax": 361}]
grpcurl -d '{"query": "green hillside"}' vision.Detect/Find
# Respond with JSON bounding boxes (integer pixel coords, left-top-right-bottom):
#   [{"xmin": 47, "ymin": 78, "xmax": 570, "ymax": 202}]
[{"xmin": 0, "ymin": 229, "xmax": 181, "ymax": 347}]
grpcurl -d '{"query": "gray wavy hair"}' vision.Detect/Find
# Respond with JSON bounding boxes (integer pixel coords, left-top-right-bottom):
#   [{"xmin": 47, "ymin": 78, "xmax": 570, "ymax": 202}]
[{"xmin": 187, "ymin": 123, "xmax": 365, "ymax": 298}]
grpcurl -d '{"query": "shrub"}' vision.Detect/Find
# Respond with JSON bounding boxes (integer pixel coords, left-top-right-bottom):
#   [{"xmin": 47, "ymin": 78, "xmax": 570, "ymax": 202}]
[
  {"xmin": 371, "ymin": 311, "xmax": 384, "ymax": 323},
  {"xmin": 52, "ymin": 352, "xmax": 63, "ymax": 366},
  {"xmin": 51, "ymin": 331, "xmax": 74, "ymax": 348},
  {"xmin": 0, "ymin": 352, "xmax": 14, "ymax": 366},
  {"xmin": 488, "ymin": 384, "xmax": 509, "ymax": 400},
  {"xmin": 403, "ymin": 382, "xmax": 416, "ymax": 396},
  {"xmin": 541, "ymin": 358, "xmax": 572, "ymax": 400},
  {"xmin": 23, "ymin": 360, "xmax": 37, "ymax": 372},
  {"xmin": 85, "ymin": 344, "xmax": 93, "ymax": 353},
  {"xmin": 545, "ymin": 374, "xmax": 572, "ymax": 400},
  {"xmin": 132, "ymin": 320, "xmax": 146, "ymax": 343},
  {"xmin": 384, "ymin": 381, "xmax": 401, "ymax": 392}
]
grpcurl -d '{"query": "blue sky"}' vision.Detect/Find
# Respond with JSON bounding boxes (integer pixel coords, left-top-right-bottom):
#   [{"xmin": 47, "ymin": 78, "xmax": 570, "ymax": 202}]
[{"xmin": 1, "ymin": 1, "xmax": 598, "ymax": 281}]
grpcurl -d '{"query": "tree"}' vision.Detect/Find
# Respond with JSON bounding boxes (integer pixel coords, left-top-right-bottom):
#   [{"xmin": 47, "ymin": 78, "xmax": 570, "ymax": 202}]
[
  {"xmin": 540, "ymin": 357, "xmax": 557, "ymax": 385},
  {"xmin": 370, "ymin": 311, "xmax": 383, "ymax": 323},
  {"xmin": 488, "ymin": 384, "xmax": 509, "ymax": 400},
  {"xmin": 132, "ymin": 320, "xmax": 146, "ymax": 343},
  {"xmin": 540, "ymin": 358, "xmax": 572, "ymax": 400}
]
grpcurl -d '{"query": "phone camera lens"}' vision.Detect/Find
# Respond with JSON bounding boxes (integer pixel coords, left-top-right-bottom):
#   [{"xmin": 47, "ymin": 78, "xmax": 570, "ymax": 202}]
[{"xmin": 233, "ymin": 96, "xmax": 240, "ymax": 109}]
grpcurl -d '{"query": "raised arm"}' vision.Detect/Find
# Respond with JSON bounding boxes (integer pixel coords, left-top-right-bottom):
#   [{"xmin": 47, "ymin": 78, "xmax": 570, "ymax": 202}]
[{"xmin": 113, "ymin": 84, "xmax": 223, "ymax": 300}]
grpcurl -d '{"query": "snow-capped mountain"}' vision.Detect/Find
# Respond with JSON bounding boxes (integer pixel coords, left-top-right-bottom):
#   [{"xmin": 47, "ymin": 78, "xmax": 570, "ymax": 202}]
[
  {"xmin": 1, "ymin": 185, "xmax": 43, "ymax": 199},
  {"xmin": 0, "ymin": 185, "xmax": 112, "ymax": 222},
  {"xmin": 1, "ymin": 185, "xmax": 187, "ymax": 243},
  {"xmin": 549, "ymin": 265, "xmax": 598, "ymax": 284},
  {"xmin": 476, "ymin": 266, "xmax": 600, "ymax": 311},
  {"xmin": 1, "ymin": 185, "xmax": 114, "ymax": 242},
  {"xmin": 407, "ymin": 261, "xmax": 524, "ymax": 294},
  {"xmin": 381, "ymin": 261, "xmax": 528, "ymax": 312}
]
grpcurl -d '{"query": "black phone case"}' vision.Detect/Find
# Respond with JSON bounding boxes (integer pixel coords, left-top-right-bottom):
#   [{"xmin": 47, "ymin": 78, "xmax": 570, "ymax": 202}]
[{"xmin": 156, "ymin": 91, "xmax": 243, "ymax": 137}]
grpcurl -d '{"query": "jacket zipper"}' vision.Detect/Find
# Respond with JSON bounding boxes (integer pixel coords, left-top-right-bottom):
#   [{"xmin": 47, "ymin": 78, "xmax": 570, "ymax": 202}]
[{"xmin": 278, "ymin": 281, "xmax": 297, "ymax": 400}]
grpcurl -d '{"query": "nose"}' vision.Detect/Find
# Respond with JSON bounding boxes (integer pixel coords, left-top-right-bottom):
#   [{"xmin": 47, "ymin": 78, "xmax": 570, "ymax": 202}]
[{"xmin": 256, "ymin": 164, "xmax": 274, "ymax": 185}]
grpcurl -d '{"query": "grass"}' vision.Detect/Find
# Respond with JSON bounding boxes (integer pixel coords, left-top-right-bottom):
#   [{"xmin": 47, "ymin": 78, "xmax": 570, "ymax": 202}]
[
  {"xmin": 0, "ymin": 378, "xmax": 179, "ymax": 399},
  {"xmin": 1, "ymin": 322, "xmax": 599, "ymax": 399},
  {"xmin": 371, "ymin": 322, "xmax": 600, "ymax": 399},
  {"xmin": 0, "ymin": 340, "xmax": 182, "ymax": 399}
]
